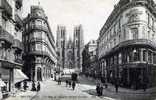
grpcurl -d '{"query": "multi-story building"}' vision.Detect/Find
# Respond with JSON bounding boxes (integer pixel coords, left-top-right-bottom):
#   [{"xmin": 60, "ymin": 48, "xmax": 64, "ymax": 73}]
[
  {"xmin": 23, "ymin": 6, "xmax": 57, "ymax": 81},
  {"xmin": 56, "ymin": 25, "xmax": 84, "ymax": 73},
  {"xmin": 82, "ymin": 40, "xmax": 98, "ymax": 78},
  {"xmin": 98, "ymin": 0, "xmax": 156, "ymax": 89},
  {"xmin": 0, "ymin": 0, "xmax": 28, "ymax": 94}
]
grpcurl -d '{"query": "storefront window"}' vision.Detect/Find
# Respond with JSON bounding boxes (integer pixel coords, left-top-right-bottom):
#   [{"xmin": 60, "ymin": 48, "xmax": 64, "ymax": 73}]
[
  {"xmin": 133, "ymin": 49, "xmax": 140, "ymax": 61},
  {"xmin": 153, "ymin": 53, "xmax": 156, "ymax": 64},
  {"xmin": 143, "ymin": 50, "xmax": 146, "ymax": 61}
]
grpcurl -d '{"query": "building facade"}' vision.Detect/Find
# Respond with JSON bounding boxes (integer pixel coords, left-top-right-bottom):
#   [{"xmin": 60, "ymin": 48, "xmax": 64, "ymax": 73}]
[
  {"xmin": 56, "ymin": 25, "xmax": 84, "ymax": 73},
  {"xmin": 23, "ymin": 6, "xmax": 57, "ymax": 81},
  {"xmin": 0, "ymin": 0, "xmax": 27, "ymax": 94},
  {"xmin": 98, "ymin": 0, "xmax": 156, "ymax": 89},
  {"xmin": 82, "ymin": 40, "xmax": 98, "ymax": 78}
]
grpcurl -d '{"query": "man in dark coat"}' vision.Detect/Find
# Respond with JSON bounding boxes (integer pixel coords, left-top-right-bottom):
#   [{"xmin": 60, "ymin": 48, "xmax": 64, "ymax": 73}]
[
  {"xmin": 72, "ymin": 81, "xmax": 76, "ymax": 90},
  {"xmin": 37, "ymin": 82, "xmax": 40, "ymax": 92}
]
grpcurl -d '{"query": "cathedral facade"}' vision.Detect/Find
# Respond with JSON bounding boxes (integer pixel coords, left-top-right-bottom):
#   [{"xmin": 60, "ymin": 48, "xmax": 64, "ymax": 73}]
[{"xmin": 56, "ymin": 25, "xmax": 84, "ymax": 72}]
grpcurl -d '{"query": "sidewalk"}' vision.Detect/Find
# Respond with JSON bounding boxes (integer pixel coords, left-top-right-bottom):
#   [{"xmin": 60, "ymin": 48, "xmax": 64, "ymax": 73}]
[
  {"xmin": 81, "ymin": 76, "xmax": 156, "ymax": 100},
  {"xmin": 5, "ymin": 80, "xmax": 51, "ymax": 100}
]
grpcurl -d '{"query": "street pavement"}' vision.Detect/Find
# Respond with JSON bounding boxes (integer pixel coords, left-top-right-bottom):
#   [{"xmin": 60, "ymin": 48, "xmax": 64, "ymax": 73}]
[
  {"xmin": 5, "ymin": 76, "xmax": 156, "ymax": 100},
  {"xmin": 5, "ymin": 77, "xmax": 114, "ymax": 100}
]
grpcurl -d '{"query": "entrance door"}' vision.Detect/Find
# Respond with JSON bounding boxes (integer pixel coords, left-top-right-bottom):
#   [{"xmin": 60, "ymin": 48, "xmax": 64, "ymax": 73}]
[
  {"xmin": 37, "ymin": 68, "xmax": 42, "ymax": 81},
  {"xmin": 129, "ymin": 68, "xmax": 141, "ymax": 89}
]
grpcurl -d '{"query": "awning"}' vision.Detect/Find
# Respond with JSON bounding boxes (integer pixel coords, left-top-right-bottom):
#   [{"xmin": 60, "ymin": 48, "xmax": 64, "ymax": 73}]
[
  {"xmin": 14, "ymin": 69, "xmax": 28, "ymax": 84},
  {"xmin": 0, "ymin": 79, "xmax": 6, "ymax": 87}
]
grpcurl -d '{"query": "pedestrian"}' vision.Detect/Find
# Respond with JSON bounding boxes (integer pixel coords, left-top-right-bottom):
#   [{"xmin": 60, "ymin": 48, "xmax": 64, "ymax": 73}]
[
  {"xmin": 31, "ymin": 81, "xmax": 36, "ymax": 91},
  {"xmin": 37, "ymin": 81, "xmax": 40, "ymax": 92},
  {"xmin": 58, "ymin": 77, "xmax": 61, "ymax": 85},
  {"xmin": 68, "ymin": 80, "xmax": 71, "ymax": 88},
  {"xmin": 99, "ymin": 84, "xmax": 103, "ymax": 96},
  {"xmin": 23, "ymin": 81, "xmax": 28, "ymax": 91},
  {"xmin": 96, "ymin": 82, "xmax": 100, "ymax": 96},
  {"xmin": 115, "ymin": 83, "xmax": 118, "ymax": 93},
  {"xmin": 72, "ymin": 81, "xmax": 76, "ymax": 90},
  {"xmin": 105, "ymin": 82, "xmax": 108, "ymax": 88},
  {"xmin": 66, "ymin": 80, "xmax": 68, "ymax": 87}
]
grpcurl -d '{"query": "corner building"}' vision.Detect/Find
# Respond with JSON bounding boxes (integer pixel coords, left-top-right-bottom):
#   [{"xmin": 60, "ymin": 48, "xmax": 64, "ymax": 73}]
[
  {"xmin": 23, "ymin": 6, "xmax": 57, "ymax": 81},
  {"xmin": 98, "ymin": 0, "xmax": 156, "ymax": 89}
]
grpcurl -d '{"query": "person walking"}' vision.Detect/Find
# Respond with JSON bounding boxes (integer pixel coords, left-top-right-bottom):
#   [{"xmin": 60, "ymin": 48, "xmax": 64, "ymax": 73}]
[
  {"xmin": 37, "ymin": 81, "xmax": 40, "ymax": 92},
  {"xmin": 23, "ymin": 81, "xmax": 28, "ymax": 91},
  {"xmin": 31, "ymin": 81, "xmax": 36, "ymax": 91},
  {"xmin": 99, "ymin": 84, "xmax": 103, "ymax": 96},
  {"xmin": 66, "ymin": 80, "xmax": 68, "ymax": 87},
  {"xmin": 68, "ymin": 80, "xmax": 71, "ymax": 88},
  {"xmin": 115, "ymin": 81, "xmax": 119, "ymax": 93},
  {"xmin": 96, "ymin": 80, "xmax": 100, "ymax": 96},
  {"xmin": 72, "ymin": 81, "xmax": 76, "ymax": 90}
]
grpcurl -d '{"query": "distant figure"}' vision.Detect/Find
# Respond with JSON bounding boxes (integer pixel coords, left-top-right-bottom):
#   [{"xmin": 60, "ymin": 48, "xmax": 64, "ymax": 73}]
[
  {"xmin": 115, "ymin": 82, "xmax": 118, "ymax": 93},
  {"xmin": 99, "ymin": 84, "xmax": 103, "ymax": 96},
  {"xmin": 96, "ymin": 82, "xmax": 100, "ymax": 96},
  {"xmin": 68, "ymin": 80, "xmax": 71, "ymax": 87},
  {"xmin": 37, "ymin": 82, "xmax": 40, "ymax": 92},
  {"xmin": 31, "ymin": 81, "xmax": 36, "ymax": 91},
  {"xmin": 72, "ymin": 81, "xmax": 76, "ymax": 90},
  {"xmin": 58, "ymin": 77, "xmax": 61, "ymax": 85},
  {"xmin": 66, "ymin": 80, "xmax": 68, "ymax": 87},
  {"xmin": 23, "ymin": 81, "xmax": 28, "ymax": 90}
]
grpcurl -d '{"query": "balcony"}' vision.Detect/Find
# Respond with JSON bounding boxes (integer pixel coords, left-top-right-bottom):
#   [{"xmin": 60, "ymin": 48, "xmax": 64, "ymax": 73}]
[
  {"xmin": 1, "ymin": 0, "xmax": 12, "ymax": 18},
  {"xmin": 0, "ymin": 26, "xmax": 14, "ymax": 44},
  {"xmin": 27, "ymin": 24, "xmax": 49, "ymax": 33},
  {"xmin": 13, "ymin": 39, "xmax": 23, "ymax": 50},
  {"xmin": 14, "ymin": 58, "xmax": 23, "ymax": 64}
]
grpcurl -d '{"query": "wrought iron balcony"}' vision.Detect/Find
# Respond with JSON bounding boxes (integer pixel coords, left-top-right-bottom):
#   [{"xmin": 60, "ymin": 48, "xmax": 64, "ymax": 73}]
[
  {"xmin": 1, "ymin": 0, "xmax": 12, "ymax": 17},
  {"xmin": 27, "ymin": 24, "xmax": 49, "ymax": 33},
  {"xmin": 13, "ymin": 39, "xmax": 23, "ymax": 50},
  {"xmin": 0, "ymin": 26, "xmax": 14, "ymax": 44}
]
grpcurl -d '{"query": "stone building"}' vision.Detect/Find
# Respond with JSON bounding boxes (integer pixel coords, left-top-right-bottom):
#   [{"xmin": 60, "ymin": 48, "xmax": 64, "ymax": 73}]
[
  {"xmin": 82, "ymin": 40, "xmax": 98, "ymax": 78},
  {"xmin": 23, "ymin": 6, "xmax": 57, "ymax": 81},
  {"xmin": 98, "ymin": 0, "xmax": 156, "ymax": 89},
  {"xmin": 0, "ymin": 0, "xmax": 28, "ymax": 94},
  {"xmin": 56, "ymin": 25, "xmax": 84, "ymax": 73}
]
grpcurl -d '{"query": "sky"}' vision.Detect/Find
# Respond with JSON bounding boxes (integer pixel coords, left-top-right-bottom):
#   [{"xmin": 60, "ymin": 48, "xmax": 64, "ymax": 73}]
[{"xmin": 29, "ymin": 0, "xmax": 120, "ymax": 44}]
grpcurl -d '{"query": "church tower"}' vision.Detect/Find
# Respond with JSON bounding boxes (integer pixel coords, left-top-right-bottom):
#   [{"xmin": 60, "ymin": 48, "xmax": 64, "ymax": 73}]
[
  {"xmin": 73, "ymin": 25, "xmax": 84, "ymax": 72},
  {"xmin": 56, "ymin": 26, "xmax": 67, "ymax": 69}
]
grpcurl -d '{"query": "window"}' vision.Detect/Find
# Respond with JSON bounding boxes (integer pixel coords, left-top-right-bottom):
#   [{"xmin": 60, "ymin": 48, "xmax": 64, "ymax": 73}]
[
  {"xmin": 148, "ymin": 51, "xmax": 152, "ymax": 63},
  {"xmin": 148, "ymin": 13, "xmax": 150, "ymax": 26},
  {"xmin": 114, "ymin": 38, "xmax": 116, "ymax": 46},
  {"xmin": 119, "ymin": 35, "xmax": 121, "ymax": 42},
  {"xmin": 143, "ymin": 50, "xmax": 146, "ymax": 61},
  {"xmin": 153, "ymin": 53, "xmax": 156, "ymax": 64},
  {"xmin": 36, "ymin": 44, "xmax": 42, "ymax": 51},
  {"xmin": 131, "ymin": 28, "xmax": 138, "ymax": 39},
  {"xmin": 133, "ymin": 49, "xmax": 140, "ymax": 61}
]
